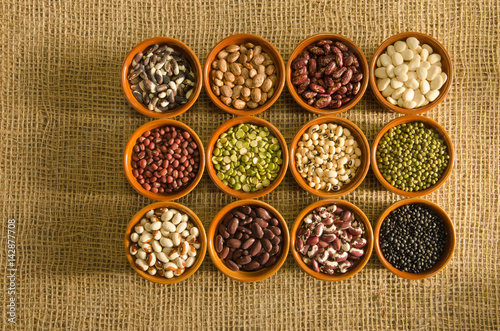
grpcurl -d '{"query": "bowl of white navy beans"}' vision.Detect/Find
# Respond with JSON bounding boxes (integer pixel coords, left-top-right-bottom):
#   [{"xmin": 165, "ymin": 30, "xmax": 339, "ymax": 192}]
[
  {"xmin": 125, "ymin": 202, "xmax": 207, "ymax": 284},
  {"xmin": 289, "ymin": 115, "xmax": 370, "ymax": 198}
]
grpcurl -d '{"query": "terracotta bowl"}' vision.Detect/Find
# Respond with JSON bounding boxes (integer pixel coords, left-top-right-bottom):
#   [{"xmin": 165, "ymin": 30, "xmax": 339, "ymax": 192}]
[
  {"xmin": 123, "ymin": 119, "xmax": 205, "ymax": 201},
  {"xmin": 124, "ymin": 201, "xmax": 207, "ymax": 284},
  {"xmin": 371, "ymin": 115, "xmax": 454, "ymax": 197},
  {"xmin": 286, "ymin": 33, "xmax": 369, "ymax": 115},
  {"xmin": 369, "ymin": 32, "xmax": 453, "ymax": 115},
  {"xmin": 207, "ymin": 199, "xmax": 289, "ymax": 282},
  {"xmin": 289, "ymin": 116, "xmax": 370, "ymax": 198},
  {"xmin": 291, "ymin": 199, "xmax": 373, "ymax": 281},
  {"xmin": 374, "ymin": 198, "xmax": 455, "ymax": 280},
  {"xmin": 206, "ymin": 116, "xmax": 288, "ymax": 199},
  {"xmin": 121, "ymin": 37, "xmax": 202, "ymax": 118},
  {"xmin": 203, "ymin": 33, "xmax": 285, "ymax": 116}
]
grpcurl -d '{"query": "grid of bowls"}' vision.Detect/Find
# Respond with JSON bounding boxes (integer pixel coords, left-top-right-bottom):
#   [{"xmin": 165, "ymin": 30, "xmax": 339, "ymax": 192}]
[{"xmin": 121, "ymin": 32, "xmax": 455, "ymax": 283}]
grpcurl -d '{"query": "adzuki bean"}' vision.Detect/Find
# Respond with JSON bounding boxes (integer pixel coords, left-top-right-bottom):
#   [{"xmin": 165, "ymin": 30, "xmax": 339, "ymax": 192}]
[
  {"xmin": 215, "ymin": 205, "xmax": 283, "ymax": 271},
  {"xmin": 291, "ymin": 40, "xmax": 364, "ymax": 109},
  {"xmin": 131, "ymin": 126, "xmax": 200, "ymax": 194}
]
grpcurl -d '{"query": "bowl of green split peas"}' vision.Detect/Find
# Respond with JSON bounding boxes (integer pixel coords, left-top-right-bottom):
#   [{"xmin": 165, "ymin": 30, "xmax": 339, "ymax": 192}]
[
  {"xmin": 371, "ymin": 115, "xmax": 454, "ymax": 197},
  {"xmin": 206, "ymin": 116, "xmax": 289, "ymax": 198}
]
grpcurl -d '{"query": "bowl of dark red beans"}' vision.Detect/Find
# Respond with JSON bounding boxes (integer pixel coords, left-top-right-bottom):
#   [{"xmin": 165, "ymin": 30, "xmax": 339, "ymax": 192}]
[
  {"xmin": 374, "ymin": 198, "xmax": 455, "ymax": 280},
  {"xmin": 286, "ymin": 33, "xmax": 369, "ymax": 115},
  {"xmin": 208, "ymin": 199, "xmax": 290, "ymax": 282},
  {"xmin": 123, "ymin": 119, "xmax": 205, "ymax": 201}
]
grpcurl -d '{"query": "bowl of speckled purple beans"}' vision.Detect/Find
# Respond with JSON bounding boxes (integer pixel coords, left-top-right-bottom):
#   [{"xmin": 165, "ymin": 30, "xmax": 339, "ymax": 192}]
[{"xmin": 291, "ymin": 199, "xmax": 373, "ymax": 281}]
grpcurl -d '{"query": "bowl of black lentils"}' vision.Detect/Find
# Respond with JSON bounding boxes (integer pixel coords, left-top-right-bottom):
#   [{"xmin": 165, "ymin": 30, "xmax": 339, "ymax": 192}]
[
  {"xmin": 374, "ymin": 198, "xmax": 455, "ymax": 279},
  {"xmin": 371, "ymin": 115, "xmax": 454, "ymax": 197}
]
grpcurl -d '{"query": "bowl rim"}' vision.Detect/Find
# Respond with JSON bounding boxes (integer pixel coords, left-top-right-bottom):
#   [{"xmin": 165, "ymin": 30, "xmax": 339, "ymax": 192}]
[
  {"xmin": 286, "ymin": 33, "xmax": 369, "ymax": 115},
  {"xmin": 202, "ymin": 33, "xmax": 286, "ymax": 116},
  {"xmin": 368, "ymin": 31, "xmax": 454, "ymax": 115},
  {"xmin": 124, "ymin": 201, "xmax": 207, "ymax": 284},
  {"xmin": 370, "ymin": 114, "xmax": 454, "ymax": 197},
  {"xmin": 290, "ymin": 199, "xmax": 373, "ymax": 281},
  {"xmin": 289, "ymin": 115, "xmax": 370, "ymax": 198},
  {"xmin": 121, "ymin": 36, "xmax": 203, "ymax": 119},
  {"xmin": 207, "ymin": 199, "xmax": 290, "ymax": 282},
  {"xmin": 373, "ymin": 198, "xmax": 456, "ymax": 280},
  {"xmin": 205, "ymin": 116, "xmax": 288, "ymax": 199},
  {"xmin": 123, "ymin": 119, "xmax": 205, "ymax": 201}
]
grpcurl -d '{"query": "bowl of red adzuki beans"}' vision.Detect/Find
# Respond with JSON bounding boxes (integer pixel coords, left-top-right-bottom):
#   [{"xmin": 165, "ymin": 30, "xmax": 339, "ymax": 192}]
[
  {"xmin": 123, "ymin": 119, "xmax": 205, "ymax": 201},
  {"xmin": 286, "ymin": 33, "xmax": 369, "ymax": 115}
]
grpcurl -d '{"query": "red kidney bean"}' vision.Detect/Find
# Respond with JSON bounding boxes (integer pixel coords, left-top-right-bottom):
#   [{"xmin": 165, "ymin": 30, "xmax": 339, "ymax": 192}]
[
  {"xmin": 291, "ymin": 39, "xmax": 364, "ymax": 110},
  {"xmin": 217, "ymin": 205, "xmax": 284, "ymax": 272}
]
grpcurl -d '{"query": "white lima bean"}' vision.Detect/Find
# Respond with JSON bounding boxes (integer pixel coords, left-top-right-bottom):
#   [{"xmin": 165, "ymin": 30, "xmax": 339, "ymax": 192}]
[
  {"xmin": 375, "ymin": 37, "xmax": 445, "ymax": 109},
  {"xmin": 295, "ymin": 123, "xmax": 362, "ymax": 192},
  {"xmin": 128, "ymin": 208, "xmax": 201, "ymax": 279}
]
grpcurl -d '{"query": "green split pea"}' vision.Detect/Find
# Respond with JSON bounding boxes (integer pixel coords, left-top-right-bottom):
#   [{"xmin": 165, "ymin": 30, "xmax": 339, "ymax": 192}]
[
  {"xmin": 212, "ymin": 123, "xmax": 282, "ymax": 192},
  {"xmin": 376, "ymin": 122, "xmax": 449, "ymax": 192}
]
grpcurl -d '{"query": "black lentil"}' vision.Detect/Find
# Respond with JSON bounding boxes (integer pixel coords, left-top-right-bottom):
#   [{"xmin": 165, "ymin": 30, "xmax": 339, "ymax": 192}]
[
  {"xmin": 379, "ymin": 204, "xmax": 447, "ymax": 273},
  {"xmin": 376, "ymin": 122, "xmax": 449, "ymax": 192}
]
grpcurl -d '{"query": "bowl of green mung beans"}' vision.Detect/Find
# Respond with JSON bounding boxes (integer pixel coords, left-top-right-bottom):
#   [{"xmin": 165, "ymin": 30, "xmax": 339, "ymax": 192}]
[
  {"xmin": 371, "ymin": 115, "xmax": 454, "ymax": 197},
  {"xmin": 206, "ymin": 116, "xmax": 288, "ymax": 199}
]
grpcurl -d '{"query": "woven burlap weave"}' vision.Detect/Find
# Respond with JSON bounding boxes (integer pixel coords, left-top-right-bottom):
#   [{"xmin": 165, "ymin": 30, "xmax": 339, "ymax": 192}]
[{"xmin": 0, "ymin": 0, "xmax": 498, "ymax": 329}]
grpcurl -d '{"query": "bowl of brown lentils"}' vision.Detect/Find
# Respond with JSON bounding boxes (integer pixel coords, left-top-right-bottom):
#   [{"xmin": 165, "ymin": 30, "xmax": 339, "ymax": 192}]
[
  {"xmin": 203, "ymin": 33, "xmax": 286, "ymax": 116},
  {"xmin": 121, "ymin": 37, "xmax": 203, "ymax": 118},
  {"xmin": 123, "ymin": 119, "xmax": 205, "ymax": 201}
]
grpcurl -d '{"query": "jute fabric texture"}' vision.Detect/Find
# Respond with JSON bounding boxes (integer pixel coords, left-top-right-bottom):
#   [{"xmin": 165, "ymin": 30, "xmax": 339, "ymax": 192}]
[{"xmin": 0, "ymin": 0, "xmax": 498, "ymax": 329}]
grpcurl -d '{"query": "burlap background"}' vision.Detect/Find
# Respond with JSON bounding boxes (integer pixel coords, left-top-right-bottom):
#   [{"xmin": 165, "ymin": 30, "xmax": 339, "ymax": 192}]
[{"xmin": 0, "ymin": 0, "xmax": 498, "ymax": 329}]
